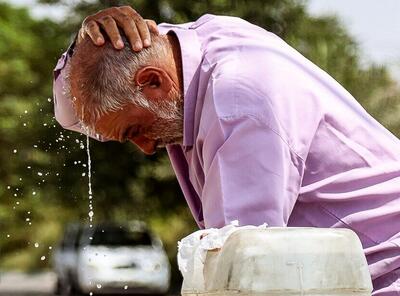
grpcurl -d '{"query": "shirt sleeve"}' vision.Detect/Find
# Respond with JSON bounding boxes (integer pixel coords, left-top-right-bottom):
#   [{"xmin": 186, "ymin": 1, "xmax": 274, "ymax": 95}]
[{"xmin": 201, "ymin": 114, "xmax": 305, "ymax": 228}]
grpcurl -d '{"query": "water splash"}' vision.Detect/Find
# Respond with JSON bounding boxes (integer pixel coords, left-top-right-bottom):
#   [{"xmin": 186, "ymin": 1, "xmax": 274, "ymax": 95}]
[{"xmin": 85, "ymin": 130, "xmax": 94, "ymax": 227}]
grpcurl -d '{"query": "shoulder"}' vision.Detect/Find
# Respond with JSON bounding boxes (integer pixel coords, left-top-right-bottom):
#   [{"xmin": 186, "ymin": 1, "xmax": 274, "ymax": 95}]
[{"xmin": 200, "ymin": 56, "xmax": 277, "ymax": 135}]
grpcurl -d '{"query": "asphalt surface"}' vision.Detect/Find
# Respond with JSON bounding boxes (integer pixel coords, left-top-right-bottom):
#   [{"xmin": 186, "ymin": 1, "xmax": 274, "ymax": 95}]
[
  {"xmin": 0, "ymin": 272, "xmax": 173, "ymax": 296},
  {"xmin": 0, "ymin": 271, "xmax": 56, "ymax": 295}
]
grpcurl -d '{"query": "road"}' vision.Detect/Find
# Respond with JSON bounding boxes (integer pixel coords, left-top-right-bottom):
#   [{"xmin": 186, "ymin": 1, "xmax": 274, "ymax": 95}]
[
  {"xmin": 0, "ymin": 272, "xmax": 178, "ymax": 295},
  {"xmin": 0, "ymin": 271, "xmax": 56, "ymax": 295}
]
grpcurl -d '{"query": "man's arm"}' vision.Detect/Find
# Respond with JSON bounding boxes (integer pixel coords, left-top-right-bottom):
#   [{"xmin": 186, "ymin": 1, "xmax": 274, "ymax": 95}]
[
  {"xmin": 201, "ymin": 114, "xmax": 304, "ymax": 228},
  {"xmin": 53, "ymin": 6, "xmax": 157, "ymax": 140}
]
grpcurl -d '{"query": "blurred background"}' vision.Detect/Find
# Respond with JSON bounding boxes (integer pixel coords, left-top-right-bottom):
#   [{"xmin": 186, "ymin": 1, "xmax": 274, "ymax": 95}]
[{"xmin": 0, "ymin": 0, "xmax": 399, "ymax": 295}]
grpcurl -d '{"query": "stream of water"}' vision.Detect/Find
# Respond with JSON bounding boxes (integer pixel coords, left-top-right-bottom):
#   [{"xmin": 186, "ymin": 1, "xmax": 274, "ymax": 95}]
[{"xmin": 86, "ymin": 132, "xmax": 94, "ymax": 227}]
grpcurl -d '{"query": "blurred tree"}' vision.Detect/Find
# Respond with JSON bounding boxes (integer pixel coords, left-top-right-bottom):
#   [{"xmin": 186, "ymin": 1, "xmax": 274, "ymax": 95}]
[
  {"xmin": 0, "ymin": 3, "xmax": 195, "ymax": 287},
  {"xmin": 1, "ymin": 0, "xmax": 399, "ymax": 290},
  {"xmin": 0, "ymin": 2, "xmax": 72, "ymax": 269}
]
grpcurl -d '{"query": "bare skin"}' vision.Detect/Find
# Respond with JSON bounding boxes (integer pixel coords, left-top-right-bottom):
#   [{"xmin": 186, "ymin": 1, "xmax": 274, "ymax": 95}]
[
  {"xmin": 72, "ymin": 6, "xmax": 185, "ymax": 155},
  {"xmin": 70, "ymin": 31, "xmax": 184, "ymax": 155},
  {"xmin": 93, "ymin": 104, "xmax": 160, "ymax": 155},
  {"xmin": 77, "ymin": 6, "xmax": 159, "ymax": 51}
]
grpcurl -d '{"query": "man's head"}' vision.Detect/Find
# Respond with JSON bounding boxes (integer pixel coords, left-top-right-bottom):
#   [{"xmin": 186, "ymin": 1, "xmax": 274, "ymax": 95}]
[{"xmin": 67, "ymin": 33, "xmax": 184, "ymax": 154}]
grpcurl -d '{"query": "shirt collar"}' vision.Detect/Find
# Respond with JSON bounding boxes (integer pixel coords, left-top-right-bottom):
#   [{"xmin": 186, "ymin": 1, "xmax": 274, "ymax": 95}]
[{"xmin": 163, "ymin": 25, "xmax": 202, "ymax": 149}]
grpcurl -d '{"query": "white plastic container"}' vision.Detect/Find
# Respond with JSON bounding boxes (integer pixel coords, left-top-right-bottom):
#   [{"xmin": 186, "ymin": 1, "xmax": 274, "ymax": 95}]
[{"xmin": 181, "ymin": 227, "xmax": 372, "ymax": 296}]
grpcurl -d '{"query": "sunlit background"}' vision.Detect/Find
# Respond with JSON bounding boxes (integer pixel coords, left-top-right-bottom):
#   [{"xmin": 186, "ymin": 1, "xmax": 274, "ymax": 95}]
[{"xmin": 0, "ymin": 0, "xmax": 399, "ymax": 295}]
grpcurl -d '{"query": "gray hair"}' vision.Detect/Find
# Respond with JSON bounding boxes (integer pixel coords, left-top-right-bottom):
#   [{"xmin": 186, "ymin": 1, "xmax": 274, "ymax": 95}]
[{"xmin": 66, "ymin": 33, "xmax": 174, "ymax": 128}]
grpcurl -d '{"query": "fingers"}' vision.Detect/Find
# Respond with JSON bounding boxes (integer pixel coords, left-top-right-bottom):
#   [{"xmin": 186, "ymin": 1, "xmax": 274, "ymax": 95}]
[
  {"xmin": 97, "ymin": 15, "xmax": 124, "ymax": 49},
  {"xmin": 79, "ymin": 6, "xmax": 158, "ymax": 51},
  {"xmin": 133, "ymin": 15, "xmax": 151, "ymax": 47},
  {"xmin": 145, "ymin": 19, "xmax": 159, "ymax": 35},
  {"xmin": 116, "ymin": 9, "xmax": 151, "ymax": 49},
  {"xmin": 117, "ymin": 16, "xmax": 142, "ymax": 51},
  {"xmin": 83, "ymin": 20, "xmax": 104, "ymax": 46}
]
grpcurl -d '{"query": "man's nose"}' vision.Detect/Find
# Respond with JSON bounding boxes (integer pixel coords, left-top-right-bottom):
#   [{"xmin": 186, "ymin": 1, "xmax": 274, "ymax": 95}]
[{"xmin": 129, "ymin": 137, "xmax": 157, "ymax": 155}]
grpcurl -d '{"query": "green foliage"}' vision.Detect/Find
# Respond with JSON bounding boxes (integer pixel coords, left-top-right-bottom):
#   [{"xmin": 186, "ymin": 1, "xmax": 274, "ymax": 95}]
[
  {"xmin": 0, "ymin": 1, "xmax": 72, "ymax": 270},
  {"xmin": 1, "ymin": 0, "xmax": 399, "ymax": 290}
]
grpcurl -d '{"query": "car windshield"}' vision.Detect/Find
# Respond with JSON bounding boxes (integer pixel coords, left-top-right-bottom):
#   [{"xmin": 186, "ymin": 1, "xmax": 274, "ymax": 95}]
[{"xmin": 90, "ymin": 226, "xmax": 152, "ymax": 246}]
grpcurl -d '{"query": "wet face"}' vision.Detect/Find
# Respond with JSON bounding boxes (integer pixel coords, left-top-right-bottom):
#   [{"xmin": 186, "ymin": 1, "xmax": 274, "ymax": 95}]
[
  {"xmin": 70, "ymin": 45, "xmax": 184, "ymax": 155},
  {"xmin": 91, "ymin": 98, "xmax": 183, "ymax": 155}
]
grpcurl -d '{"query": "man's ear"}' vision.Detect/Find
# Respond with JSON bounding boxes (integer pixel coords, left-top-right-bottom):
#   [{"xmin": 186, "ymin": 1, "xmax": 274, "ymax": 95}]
[{"xmin": 134, "ymin": 66, "xmax": 173, "ymax": 100}]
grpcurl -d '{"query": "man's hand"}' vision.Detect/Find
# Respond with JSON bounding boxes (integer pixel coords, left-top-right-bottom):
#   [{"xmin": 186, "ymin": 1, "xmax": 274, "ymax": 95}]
[{"xmin": 77, "ymin": 6, "xmax": 159, "ymax": 52}]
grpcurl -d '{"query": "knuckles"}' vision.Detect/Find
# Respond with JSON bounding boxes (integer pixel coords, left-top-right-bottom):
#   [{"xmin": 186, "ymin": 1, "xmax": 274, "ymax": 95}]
[
  {"xmin": 146, "ymin": 19, "xmax": 157, "ymax": 28},
  {"xmin": 100, "ymin": 15, "xmax": 114, "ymax": 24},
  {"xmin": 132, "ymin": 15, "xmax": 143, "ymax": 23},
  {"xmin": 86, "ymin": 21, "xmax": 98, "ymax": 30},
  {"xmin": 83, "ymin": 6, "xmax": 140, "ymax": 26},
  {"xmin": 120, "ymin": 14, "xmax": 132, "ymax": 24},
  {"xmin": 80, "ymin": 6, "xmax": 151, "ymax": 40},
  {"xmin": 119, "ymin": 6, "xmax": 137, "ymax": 15}
]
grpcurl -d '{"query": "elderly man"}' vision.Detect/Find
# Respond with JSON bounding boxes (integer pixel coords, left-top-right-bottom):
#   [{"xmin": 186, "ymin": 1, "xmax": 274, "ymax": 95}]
[{"xmin": 53, "ymin": 6, "xmax": 400, "ymax": 295}]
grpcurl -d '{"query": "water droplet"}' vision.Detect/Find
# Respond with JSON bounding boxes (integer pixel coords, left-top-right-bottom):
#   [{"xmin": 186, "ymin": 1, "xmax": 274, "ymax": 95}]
[
  {"xmin": 82, "ymin": 173, "xmax": 86, "ymax": 177},
  {"xmin": 13, "ymin": 149, "xmax": 17, "ymax": 153},
  {"xmin": 32, "ymin": 191, "xmax": 36, "ymax": 196},
  {"xmin": 40, "ymin": 256, "xmax": 46, "ymax": 261},
  {"xmin": 124, "ymin": 285, "xmax": 128, "ymax": 290},
  {"xmin": 88, "ymin": 211, "xmax": 94, "ymax": 218},
  {"xmin": 34, "ymin": 242, "xmax": 39, "ymax": 248},
  {"xmin": 47, "ymin": 98, "xmax": 52, "ymax": 102},
  {"xmin": 7, "ymin": 234, "xmax": 10, "ymax": 238},
  {"xmin": 37, "ymin": 172, "xmax": 43, "ymax": 176},
  {"xmin": 96, "ymin": 284, "xmax": 102, "ymax": 289},
  {"xmin": 24, "ymin": 110, "xmax": 28, "ymax": 114},
  {"xmin": 26, "ymin": 218, "xmax": 30, "ymax": 222}
]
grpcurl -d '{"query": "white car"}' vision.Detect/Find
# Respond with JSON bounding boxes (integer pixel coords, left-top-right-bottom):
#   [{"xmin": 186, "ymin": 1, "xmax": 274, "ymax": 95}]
[{"xmin": 54, "ymin": 221, "xmax": 170, "ymax": 295}]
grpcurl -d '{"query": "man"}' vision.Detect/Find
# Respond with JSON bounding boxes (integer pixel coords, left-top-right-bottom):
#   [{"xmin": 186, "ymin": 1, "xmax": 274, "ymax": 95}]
[{"xmin": 53, "ymin": 6, "xmax": 400, "ymax": 295}]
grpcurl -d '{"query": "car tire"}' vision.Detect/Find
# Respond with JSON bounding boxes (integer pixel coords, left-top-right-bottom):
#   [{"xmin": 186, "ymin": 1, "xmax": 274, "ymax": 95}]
[
  {"xmin": 59, "ymin": 278, "xmax": 74, "ymax": 295},
  {"xmin": 71, "ymin": 284, "xmax": 84, "ymax": 295},
  {"xmin": 54, "ymin": 277, "xmax": 62, "ymax": 295}
]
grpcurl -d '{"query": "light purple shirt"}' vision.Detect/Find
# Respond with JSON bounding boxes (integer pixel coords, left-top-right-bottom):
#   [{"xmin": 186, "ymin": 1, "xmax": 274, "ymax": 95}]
[{"xmin": 53, "ymin": 14, "xmax": 400, "ymax": 295}]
